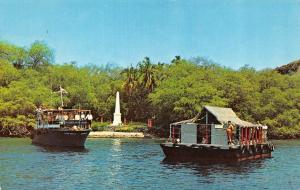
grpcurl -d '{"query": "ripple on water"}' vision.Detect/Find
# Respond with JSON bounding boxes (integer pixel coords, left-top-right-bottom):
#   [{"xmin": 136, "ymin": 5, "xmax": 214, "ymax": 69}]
[{"xmin": 1, "ymin": 138, "xmax": 300, "ymax": 190}]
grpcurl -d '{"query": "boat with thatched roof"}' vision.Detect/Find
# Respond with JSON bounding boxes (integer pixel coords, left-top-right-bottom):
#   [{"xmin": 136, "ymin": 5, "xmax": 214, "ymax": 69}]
[{"xmin": 160, "ymin": 106, "xmax": 274, "ymax": 162}]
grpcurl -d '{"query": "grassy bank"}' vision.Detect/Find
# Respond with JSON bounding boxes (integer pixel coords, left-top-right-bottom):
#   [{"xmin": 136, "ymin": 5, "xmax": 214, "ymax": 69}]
[
  {"xmin": 89, "ymin": 131, "xmax": 145, "ymax": 138},
  {"xmin": 1, "ymin": 121, "xmax": 300, "ymax": 139},
  {"xmin": 91, "ymin": 121, "xmax": 148, "ymax": 132}
]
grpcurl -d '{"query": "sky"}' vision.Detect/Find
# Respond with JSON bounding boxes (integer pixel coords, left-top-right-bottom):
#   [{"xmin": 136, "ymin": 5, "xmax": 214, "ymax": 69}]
[{"xmin": 0, "ymin": 0, "xmax": 300, "ymax": 69}]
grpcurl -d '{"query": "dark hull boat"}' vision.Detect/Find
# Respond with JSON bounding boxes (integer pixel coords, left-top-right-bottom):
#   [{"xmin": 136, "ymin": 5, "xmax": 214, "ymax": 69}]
[
  {"xmin": 31, "ymin": 128, "xmax": 90, "ymax": 148},
  {"xmin": 161, "ymin": 143, "xmax": 273, "ymax": 162},
  {"xmin": 31, "ymin": 108, "xmax": 92, "ymax": 148}
]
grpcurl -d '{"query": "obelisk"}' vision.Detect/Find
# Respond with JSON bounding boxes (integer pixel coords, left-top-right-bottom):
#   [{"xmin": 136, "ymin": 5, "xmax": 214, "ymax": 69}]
[{"xmin": 112, "ymin": 91, "xmax": 122, "ymax": 126}]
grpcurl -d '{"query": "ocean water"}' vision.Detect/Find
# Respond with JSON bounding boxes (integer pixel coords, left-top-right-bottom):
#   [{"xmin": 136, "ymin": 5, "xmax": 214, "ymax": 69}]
[{"xmin": 0, "ymin": 138, "xmax": 300, "ymax": 190}]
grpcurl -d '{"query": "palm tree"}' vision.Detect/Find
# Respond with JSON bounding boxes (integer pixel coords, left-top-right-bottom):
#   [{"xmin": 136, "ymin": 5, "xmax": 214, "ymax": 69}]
[
  {"xmin": 122, "ymin": 66, "xmax": 138, "ymax": 96},
  {"xmin": 138, "ymin": 57, "xmax": 156, "ymax": 93}
]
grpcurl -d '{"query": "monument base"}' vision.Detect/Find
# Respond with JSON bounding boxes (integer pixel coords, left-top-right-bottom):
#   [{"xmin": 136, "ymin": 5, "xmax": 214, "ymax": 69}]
[{"xmin": 112, "ymin": 113, "xmax": 122, "ymax": 126}]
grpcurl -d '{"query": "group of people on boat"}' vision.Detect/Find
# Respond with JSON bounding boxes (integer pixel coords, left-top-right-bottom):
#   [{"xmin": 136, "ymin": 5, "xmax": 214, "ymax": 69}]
[{"xmin": 36, "ymin": 107, "xmax": 93, "ymax": 128}]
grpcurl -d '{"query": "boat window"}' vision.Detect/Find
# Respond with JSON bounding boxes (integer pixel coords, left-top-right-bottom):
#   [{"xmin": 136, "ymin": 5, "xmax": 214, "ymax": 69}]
[{"xmin": 197, "ymin": 124, "xmax": 211, "ymax": 144}]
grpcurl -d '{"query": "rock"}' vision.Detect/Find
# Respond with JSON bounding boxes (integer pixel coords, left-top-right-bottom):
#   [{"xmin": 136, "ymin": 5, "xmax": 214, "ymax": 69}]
[{"xmin": 275, "ymin": 60, "xmax": 300, "ymax": 75}]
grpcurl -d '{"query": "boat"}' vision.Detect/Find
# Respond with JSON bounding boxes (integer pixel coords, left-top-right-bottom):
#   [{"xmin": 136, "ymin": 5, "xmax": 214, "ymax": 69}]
[
  {"xmin": 160, "ymin": 106, "xmax": 274, "ymax": 162},
  {"xmin": 30, "ymin": 108, "xmax": 91, "ymax": 148}
]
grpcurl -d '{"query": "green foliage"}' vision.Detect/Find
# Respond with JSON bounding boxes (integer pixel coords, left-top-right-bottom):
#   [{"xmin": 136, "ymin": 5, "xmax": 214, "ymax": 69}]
[
  {"xmin": 27, "ymin": 41, "xmax": 54, "ymax": 69},
  {"xmin": 115, "ymin": 122, "xmax": 147, "ymax": 132},
  {"xmin": 91, "ymin": 122, "xmax": 111, "ymax": 131},
  {"xmin": 0, "ymin": 60, "xmax": 20, "ymax": 86},
  {"xmin": 0, "ymin": 40, "xmax": 299, "ymax": 138},
  {"xmin": 149, "ymin": 59, "xmax": 300, "ymax": 138}
]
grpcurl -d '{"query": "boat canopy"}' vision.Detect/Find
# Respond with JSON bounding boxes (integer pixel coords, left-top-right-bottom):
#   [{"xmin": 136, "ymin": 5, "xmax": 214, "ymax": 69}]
[
  {"xmin": 203, "ymin": 106, "xmax": 257, "ymax": 127},
  {"xmin": 171, "ymin": 105, "xmax": 259, "ymax": 127}
]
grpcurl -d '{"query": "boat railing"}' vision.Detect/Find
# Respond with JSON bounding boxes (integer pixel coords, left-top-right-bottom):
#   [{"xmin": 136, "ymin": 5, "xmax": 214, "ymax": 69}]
[
  {"xmin": 239, "ymin": 126, "xmax": 268, "ymax": 146},
  {"xmin": 36, "ymin": 110, "xmax": 91, "ymax": 129},
  {"xmin": 37, "ymin": 119, "xmax": 89, "ymax": 128},
  {"xmin": 168, "ymin": 123, "xmax": 269, "ymax": 146}
]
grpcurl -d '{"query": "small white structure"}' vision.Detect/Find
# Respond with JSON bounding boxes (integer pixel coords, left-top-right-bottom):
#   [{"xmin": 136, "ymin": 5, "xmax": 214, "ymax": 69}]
[{"xmin": 112, "ymin": 91, "xmax": 122, "ymax": 126}]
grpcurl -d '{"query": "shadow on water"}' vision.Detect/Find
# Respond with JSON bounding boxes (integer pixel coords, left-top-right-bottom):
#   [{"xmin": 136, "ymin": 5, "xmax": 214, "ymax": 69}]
[
  {"xmin": 32, "ymin": 144, "xmax": 89, "ymax": 153},
  {"xmin": 161, "ymin": 158, "xmax": 270, "ymax": 176}
]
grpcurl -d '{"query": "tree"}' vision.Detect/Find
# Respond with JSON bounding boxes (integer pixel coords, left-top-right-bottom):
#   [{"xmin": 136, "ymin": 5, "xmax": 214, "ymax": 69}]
[
  {"xmin": 27, "ymin": 41, "xmax": 54, "ymax": 69},
  {"xmin": 0, "ymin": 60, "xmax": 20, "ymax": 87},
  {"xmin": 122, "ymin": 66, "xmax": 138, "ymax": 96},
  {"xmin": 0, "ymin": 41, "xmax": 27, "ymax": 69}
]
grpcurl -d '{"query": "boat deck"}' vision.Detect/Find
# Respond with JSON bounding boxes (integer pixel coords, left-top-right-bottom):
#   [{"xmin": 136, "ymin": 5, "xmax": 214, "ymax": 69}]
[{"xmin": 162, "ymin": 142, "xmax": 241, "ymax": 150}]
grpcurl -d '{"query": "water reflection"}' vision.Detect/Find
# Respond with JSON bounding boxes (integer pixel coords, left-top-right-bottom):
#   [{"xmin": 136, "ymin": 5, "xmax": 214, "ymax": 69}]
[
  {"xmin": 112, "ymin": 138, "xmax": 121, "ymax": 151},
  {"xmin": 161, "ymin": 158, "xmax": 270, "ymax": 176},
  {"xmin": 33, "ymin": 144, "xmax": 89, "ymax": 153}
]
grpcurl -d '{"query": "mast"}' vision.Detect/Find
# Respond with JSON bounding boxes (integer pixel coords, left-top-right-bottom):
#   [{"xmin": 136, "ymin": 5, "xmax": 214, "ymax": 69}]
[{"xmin": 56, "ymin": 85, "xmax": 68, "ymax": 107}]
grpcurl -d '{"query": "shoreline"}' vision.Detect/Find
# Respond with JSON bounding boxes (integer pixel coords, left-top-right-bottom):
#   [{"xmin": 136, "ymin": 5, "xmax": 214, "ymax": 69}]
[
  {"xmin": 88, "ymin": 131, "xmax": 145, "ymax": 138},
  {"xmin": 1, "ymin": 130, "xmax": 299, "ymax": 140}
]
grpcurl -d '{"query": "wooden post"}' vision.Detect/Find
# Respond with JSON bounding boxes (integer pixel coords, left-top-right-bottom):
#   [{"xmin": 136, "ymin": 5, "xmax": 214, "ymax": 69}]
[
  {"xmin": 251, "ymin": 128, "xmax": 254, "ymax": 145},
  {"xmin": 172, "ymin": 126, "xmax": 175, "ymax": 143},
  {"xmin": 248, "ymin": 128, "xmax": 250, "ymax": 145},
  {"xmin": 244, "ymin": 127, "xmax": 246, "ymax": 145},
  {"xmin": 255, "ymin": 128, "xmax": 258, "ymax": 144},
  {"xmin": 260, "ymin": 127, "xmax": 263, "ymax": 143},
  {"xmin": 241, "ymin": 127, "xmax": 244, "ymax": 145},
  {"xmin": 247, "ymin": 128, "xmax": 249, "ymax": 145},
  {"xmin": 147, "ymin": 119, "xmax": 153, "ymax": 128},
  {"xmin": 205, "ymin": 125, "xmax": 208, "ymax": 144}
]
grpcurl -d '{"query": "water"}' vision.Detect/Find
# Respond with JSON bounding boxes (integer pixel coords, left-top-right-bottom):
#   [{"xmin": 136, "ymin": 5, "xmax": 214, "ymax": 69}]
[{"xmin": 1, "ymin": 138, "xmax": 300, "ymax": 190}]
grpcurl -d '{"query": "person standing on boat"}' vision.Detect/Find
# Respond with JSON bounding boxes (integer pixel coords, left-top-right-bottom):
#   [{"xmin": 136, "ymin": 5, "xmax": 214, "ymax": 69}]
[
  {"xmin": 75, "ymin": 113, "xmax": 80, "ymax": 120},
  {"xmin": 226, "ymin": 121, "xmax": 235, "ymax": 145},
  {"xmin": 36, "ymin": 107, "xmax": 43, "ymax": 126},
  {"xmin": 86, "ymin": 112, "xmax": 93, "ymax": 129},
  {"xmin": 80, "ymin": 112, "xmax": 86, "ymax": 120}
]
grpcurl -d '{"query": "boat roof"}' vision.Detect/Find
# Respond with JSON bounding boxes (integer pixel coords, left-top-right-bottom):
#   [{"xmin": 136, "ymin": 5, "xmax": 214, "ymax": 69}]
[
  {"xmin": 171, "ymin": 105, "xmax": 259, "ymax": 127},
  {"xmin": 203, "ymin": 106, "xmax": 257, "ymax": 127}
]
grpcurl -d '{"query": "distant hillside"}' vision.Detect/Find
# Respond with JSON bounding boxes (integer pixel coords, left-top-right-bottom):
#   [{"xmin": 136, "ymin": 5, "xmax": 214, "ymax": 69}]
[{"xmin": 275, "ymin": 60, "xmax": 300, "ymax": 75}]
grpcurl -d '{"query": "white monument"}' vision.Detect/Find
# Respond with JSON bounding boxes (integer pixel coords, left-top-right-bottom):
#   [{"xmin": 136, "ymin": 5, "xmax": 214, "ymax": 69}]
[{"xmin": 112, "ymin": 91, "xmax": 122, "ymax": 126}]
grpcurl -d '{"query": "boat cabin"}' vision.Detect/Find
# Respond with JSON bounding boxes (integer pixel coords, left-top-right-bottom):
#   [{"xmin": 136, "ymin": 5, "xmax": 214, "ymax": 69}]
[
  {"xmin": 36, "ymin": 108, "xmax": 91, "ymax": 129},
  {"xmin": 169, "ymin": 106, "xmax": 268, "ymax": 147}
]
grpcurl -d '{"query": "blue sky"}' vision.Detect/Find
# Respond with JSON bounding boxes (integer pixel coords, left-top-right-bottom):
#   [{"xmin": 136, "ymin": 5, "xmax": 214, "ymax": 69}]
[{"xmin": 1, "ymin": 0, "xmax": 300, "ymax": 69}]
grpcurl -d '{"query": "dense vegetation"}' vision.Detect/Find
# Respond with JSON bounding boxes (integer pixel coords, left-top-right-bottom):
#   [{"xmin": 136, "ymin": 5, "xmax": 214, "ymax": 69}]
[{"xmin": 0, "ymin": 41, "xmax": 299, "ymax": 138}]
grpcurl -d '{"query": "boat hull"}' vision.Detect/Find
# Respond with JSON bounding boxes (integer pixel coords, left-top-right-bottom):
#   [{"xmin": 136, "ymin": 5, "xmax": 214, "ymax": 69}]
[
  {"xmin": 160, "ymin": 143, "xmax": 272, "ymax": 162},
  {"xmin": 31, "ymin": 128, "xmax": 90, "ymax": 148}
]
